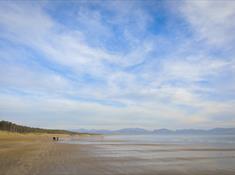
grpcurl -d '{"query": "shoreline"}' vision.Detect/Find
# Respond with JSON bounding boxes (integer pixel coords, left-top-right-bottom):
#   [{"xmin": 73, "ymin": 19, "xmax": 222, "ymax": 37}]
[{"xmin": 1, "ymin": 132, "xmax": 235, "ymax": 175}]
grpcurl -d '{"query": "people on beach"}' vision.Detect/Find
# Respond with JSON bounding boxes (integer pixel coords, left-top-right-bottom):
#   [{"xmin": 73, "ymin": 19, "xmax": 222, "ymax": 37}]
[{"xmin": 53, "ymin": 137, "xmax": 59, "ymax": 141}]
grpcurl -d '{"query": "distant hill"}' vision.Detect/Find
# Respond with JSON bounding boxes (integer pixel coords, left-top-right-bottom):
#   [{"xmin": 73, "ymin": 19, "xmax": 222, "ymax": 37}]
[
  {"xmin": 208, "ymin": 128, "xmax": 235, "ymax": 135},
  {"xmin": 76, "ymin": 128, "xmax": 235, "ymax": 135},
  {"xmin": 153, "ymin": 128, "xmax": 235, "ymax": 135},
  {"xmin": 3, "ymin": 120, "xmax": 234, "ymax": 135},
  {"xmin": 75, "ymin": 128, "xmax": 151, "ymax": 135},
  {"xmin": 115, "ymin": 128, "xmax": 151, "ymax": 134},
  {"xmin": 152, "ymin": 128, "xmax": 174, "ymax": 134},
  {"xmin": 0, "ymin": 121, "xmax": 78, "ymax": 135}
]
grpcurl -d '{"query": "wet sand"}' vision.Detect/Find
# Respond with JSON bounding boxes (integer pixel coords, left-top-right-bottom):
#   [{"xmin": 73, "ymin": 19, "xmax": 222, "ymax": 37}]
[{"xmin": 1, "ymin": 133, "xmax": 235, "ymax": 175}]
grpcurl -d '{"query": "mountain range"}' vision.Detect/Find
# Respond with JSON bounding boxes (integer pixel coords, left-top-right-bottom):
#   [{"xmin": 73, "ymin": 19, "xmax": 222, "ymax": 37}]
[{"xmin": 76, "ymin": 128, "xmax": 235, "ymax": 135}]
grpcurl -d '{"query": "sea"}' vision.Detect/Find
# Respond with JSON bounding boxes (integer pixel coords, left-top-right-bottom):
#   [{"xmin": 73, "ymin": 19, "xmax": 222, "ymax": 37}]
[{"xmin": 62, "ymin": 134, "xmax": 235, "ymax": 174}]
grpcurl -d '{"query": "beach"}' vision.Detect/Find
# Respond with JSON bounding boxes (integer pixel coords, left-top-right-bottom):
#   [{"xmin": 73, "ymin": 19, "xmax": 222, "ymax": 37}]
[
  {"xmin": 0, "ymin": 132, "xmax": 108, "ymax": 175},
  {"xmin": 1, "ymin": 133, "xmax": 235, "ymax": 175}
]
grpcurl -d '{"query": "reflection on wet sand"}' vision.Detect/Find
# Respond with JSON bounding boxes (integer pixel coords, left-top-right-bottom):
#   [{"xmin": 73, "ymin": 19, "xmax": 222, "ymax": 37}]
[
  {"xmin": 1, "ymin": 134, "xmax": 235, "ymax": 175},
  {"xmin": 63, "ymin": 134, "xmax": 235, "ymax": 175}
]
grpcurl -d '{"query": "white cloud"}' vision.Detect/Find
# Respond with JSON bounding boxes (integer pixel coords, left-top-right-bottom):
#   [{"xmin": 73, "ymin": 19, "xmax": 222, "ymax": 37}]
[
  {"xmin": 0, "ymin": 62, "xmax": 70, "ymax": 94},
  {"xmin": 0, "ymin": 1, "xmax": 234, "ymax": 129},
  {"xmin": 181, "ymin": 0, "xmax": 235, "ymax": 47}
]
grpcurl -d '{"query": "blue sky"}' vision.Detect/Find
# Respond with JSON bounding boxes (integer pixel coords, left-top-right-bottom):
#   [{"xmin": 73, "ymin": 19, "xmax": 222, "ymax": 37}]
[{"xmin": 0, "ymin": 0, "xmax": 235, "ymax": 129}]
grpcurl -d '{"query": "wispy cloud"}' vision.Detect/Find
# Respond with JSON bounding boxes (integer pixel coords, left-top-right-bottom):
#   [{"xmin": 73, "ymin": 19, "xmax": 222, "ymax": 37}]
[
  {"xmin": 180, "ymin": 0, "xmax": 235, "ymax": 48},
  {"xmin": 0, "ymin": 0, "xmax": 234, "ymax": 129}
]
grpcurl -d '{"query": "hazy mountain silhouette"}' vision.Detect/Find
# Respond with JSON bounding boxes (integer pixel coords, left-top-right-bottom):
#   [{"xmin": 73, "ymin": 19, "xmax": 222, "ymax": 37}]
[{"xmin": 76, "ymin": 128, "xmax": 235, "ymax": 135}]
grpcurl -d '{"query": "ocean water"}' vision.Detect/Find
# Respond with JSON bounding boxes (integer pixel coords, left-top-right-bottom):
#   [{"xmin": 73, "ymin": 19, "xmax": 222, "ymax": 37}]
[{"xmin": 62, "ymin": 135, "xmax": 235, "ymax": 174}]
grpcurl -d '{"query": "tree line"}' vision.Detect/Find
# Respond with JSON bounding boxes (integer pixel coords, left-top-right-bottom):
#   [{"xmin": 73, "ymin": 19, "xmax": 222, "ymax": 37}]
[{"xmin": 0, "ymin": 120, "xmax": 78, "ymax": 135}]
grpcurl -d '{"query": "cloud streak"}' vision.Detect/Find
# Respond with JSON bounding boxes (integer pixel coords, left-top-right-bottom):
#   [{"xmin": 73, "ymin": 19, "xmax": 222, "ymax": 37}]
[{"xmin": 0, "ymin": 0, "xmax": 234, "ymax": 129}]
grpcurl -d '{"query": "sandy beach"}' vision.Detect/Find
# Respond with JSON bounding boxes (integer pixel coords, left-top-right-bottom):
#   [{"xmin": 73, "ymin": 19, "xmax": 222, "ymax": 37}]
[
  {"xmin": 1, "ymin": 133, "xmax": 235, "ymax": 175},
  {"xmin": 0, "ymin": 132, "xmax": 111, "ymax": 175}
]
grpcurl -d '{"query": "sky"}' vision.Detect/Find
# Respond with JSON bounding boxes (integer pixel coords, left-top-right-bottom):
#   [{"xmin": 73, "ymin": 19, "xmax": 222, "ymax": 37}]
[{"xmin": 0, "ymin": 0, "xmax": 235, "ymax": 130}]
